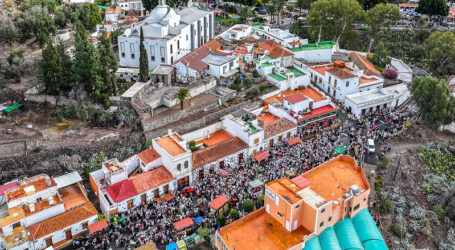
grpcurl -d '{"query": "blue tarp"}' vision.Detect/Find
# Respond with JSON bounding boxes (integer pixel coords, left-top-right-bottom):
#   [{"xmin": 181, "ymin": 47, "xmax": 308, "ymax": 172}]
[
  {"xmin": 304, "ymin": 236, "xmax": 322, "ymax": 250},
  {"xmin": 194, "ymin": 216, "xmax": 205, "ymax": 224},
  {"xmin": 333, "ymin": 217, "xmax": 363, "ymax": 250},
  {"xmin": 166, "ymin": 243, "xmax": 178, "ymax": 250},
  {"xmin": 97, "ymin": 5, "xmax": 108, "ymax": 9}
]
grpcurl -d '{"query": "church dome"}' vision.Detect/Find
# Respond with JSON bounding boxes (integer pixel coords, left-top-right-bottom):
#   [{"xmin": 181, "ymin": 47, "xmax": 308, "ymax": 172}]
[{"xmin": 146, "ymin": 0, "xmax": 177, "ymax": 23}]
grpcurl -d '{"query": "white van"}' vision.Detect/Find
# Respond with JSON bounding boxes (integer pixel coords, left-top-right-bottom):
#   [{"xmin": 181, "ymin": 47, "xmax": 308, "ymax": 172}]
[{"xmin": 367, "ymin": 139, "xmax": 375, "ymax": 154}]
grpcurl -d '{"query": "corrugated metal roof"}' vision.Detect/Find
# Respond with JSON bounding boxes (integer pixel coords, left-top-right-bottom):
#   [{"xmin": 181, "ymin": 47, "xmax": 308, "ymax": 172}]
[
  {"xmin": 318, "ymin": 227, "xmax": 341, "ymax": 250},
  {"xmin": 333, "ymin": 217, "xmax": 363, "ymax": 250},
  {"xmin": 352, "ymin": 209, "xmax": 385, "ymax": 243},
  {"xmin": 304, "ymin": 236, "xmax": 322, "ymax": 250},
  {"xmin": 53, "ymin": 172, "xmax": 82, "ymax": 188}
]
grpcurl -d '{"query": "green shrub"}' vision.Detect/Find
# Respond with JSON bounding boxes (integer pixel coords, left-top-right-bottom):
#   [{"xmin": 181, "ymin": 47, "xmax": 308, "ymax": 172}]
[
  {"xmin": 203, "ymin": 235, "xmax": 211, "ymax": 246},
  {"xmin": 421, "ymin": 183, "xmax": 432, "ymax": 194},
  {"xmin": 197, "ymin": 227, "xmax": 209, "ymax": 238},
  {"xmin": 391, "ymin": 223, "xmax": 406, "ymax": 237},
  {"xmin": 145, "ymin": 140, "xmax": 153, "ymax": 148},
  {"xmin": 379, "ymin": 198, "xmax": 395, "ymax": 214},
  {"xmin": 248, "ymin": 87, "xmax": 260, "ymax": 96},
  {"xmin": 381, "ymin": 156, "xmax": 390, "ymax": 166},
  {"xmin": 243, "ymin": 78, "xmax": 252, "ymax": 88},
  {"xmin": 242, "ymin": 200, "xmax": 254, "ymax": 213},
  {"xmin": 230, "ymin": 83, "xmax": 241, "ymax": 91},
  {"xmin": 432, "ymin": 205, "xmax": 445, "ymax": 220},
  {"xmin": 217, "ymin": 214, "xmax": 226, "ymax": 227},
  {"xmin": 253, "ymin": 70, "xmax": 259, "ymax": 78},
  {"xmin": 375, "ymin": 177, "xmax": 384, "ymax": 195},
  {"xmin": 188, "ymin": 140, "xmax": 200, "ymax": 152},
  {"xmin": 234, "ymin": 75, "xmax": 241, "ymax": 84},
  {"xmin": 230, "ymin": 209, "xmax": 239, "ymax": 220},
  {"xmin": 257, "ymin": 194, "xmax": 264, "ymax": 206},
  {"xmin": 259, "ymin": 85, "xmax": 267, "ymax": 92}
]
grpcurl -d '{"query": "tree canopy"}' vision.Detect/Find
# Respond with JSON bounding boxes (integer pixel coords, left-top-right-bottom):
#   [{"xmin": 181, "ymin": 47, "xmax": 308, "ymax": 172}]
[
  {"xmin": 409, "ymin": 77, "xmax": 455, "ymax": 130},
  {"xmin": 139, "ymin": 27, "xmax": 149, "ymax": 82},
  {"xmin": 364, "ymin": 3, "xmax": 400, "ymax": 51},
  {"xmin": 174, "ymin": 88, "xmax": 191, "ymax": 109},
  {"xmin": 39, "ymin": 41, "xmax": 63, "ymax": 95},
  {"xmin": 417, "ymin": 0, "xmax": 449, "ymax": 17},
  {"xmin": 424, "ymin": 31, "xmax": 455, "ymax": 77}
]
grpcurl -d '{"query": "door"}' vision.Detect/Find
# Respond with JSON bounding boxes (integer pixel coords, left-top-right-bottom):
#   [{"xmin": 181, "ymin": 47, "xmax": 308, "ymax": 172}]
[
  {"xmin": 199, "ymin": 169, "xmax": 204, "ymax": 179},
  {"xmin": 45, "ymin": 238, "xmax": 52, "ymax": 248},
  {"xmin": 164, "ymin": 185, "xmax": 169, "ymax": 194},
  {"xmin": 266, "ymin": 203, "xmax": 270, "ymax": 213},
  {"xmin": 141, "ymin": 194, "xmax": 147, "ymax": 204},
  {"xmin": 219, "ymin": 160, "xmax": 224, "ymax": 169},
  {"xmin": 154, "ymin": 189, "xmax": 159, "ymax": 198},
  {"xmin": 178, "ymin": 177, "xmax": 189, "ymax": 188},
  {"xmin": 127, "ymin": 199, "xmax": 133, "ymax": 209},
  {"xmin": 293, "ymin": 220, "xmax": 298, "ymax": 230},
  {"xmin": 238, "ymin": 153, "xmax": 243, "ymax": 163},
  {"xmin": 65, "ymin": 230, "xmax": 72, "ymax": 241},
  {"xmin": 269, "ymin": 139, "xmax": 273, "ymax": 147},
  {"xmin": 286, "ymin": 220, "xmax": 290, "ymax": 231},
  {"xmin": 278, "ymin": 136, "xmax": 282, "ymax": 141}
]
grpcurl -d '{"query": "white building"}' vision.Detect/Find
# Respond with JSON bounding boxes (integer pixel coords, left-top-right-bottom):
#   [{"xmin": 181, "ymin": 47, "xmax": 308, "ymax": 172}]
[
  {"xmin": 0, "ymin": 173, "xmax": 98, "ymax": 250},
  {"xmin": 117, "ymin": 0, "xmax": 143, "ymax": 11},
  {"xmin": 64, "ymin": 0, "xmax": 94, "ymax": 3},
  {"xmin": 291, "ymin": 41, "xmax": 336, "ymax": 63},
  {"xmin": 202, "ymin": 52, "xmax": 239, "ymax": 78},
  {"xmin": 388, "ymin": 58, "xmax": 413, "ymax": 83},
  {"xmin": 344, "ymin": 84, "xmax": 411, "ymax": 118},
  {"xmin": 118, "ymin": 0, "xmax": 214, "ymax": 70}
]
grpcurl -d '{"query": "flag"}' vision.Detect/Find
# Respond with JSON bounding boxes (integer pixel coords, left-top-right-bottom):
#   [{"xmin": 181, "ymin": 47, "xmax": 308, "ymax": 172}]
[{"xmin": 218, "ymin": 224, "xmax": 220, "ymax": 232}]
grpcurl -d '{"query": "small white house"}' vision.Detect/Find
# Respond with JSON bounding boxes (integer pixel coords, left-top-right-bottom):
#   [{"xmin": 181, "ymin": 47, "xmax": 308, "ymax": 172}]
[
  {"xmin": 202, "ymin": 52, "xmax": 239, "ymax": 78},
  {"xmin": 388, "ymin": 58, "xmax": 413, "ymax": 83}
]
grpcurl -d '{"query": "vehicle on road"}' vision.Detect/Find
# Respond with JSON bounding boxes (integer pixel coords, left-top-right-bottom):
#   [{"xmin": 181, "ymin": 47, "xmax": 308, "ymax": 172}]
[{"xmin": 367, "ymin": 139, "xmax": 375, "ymax": 154}]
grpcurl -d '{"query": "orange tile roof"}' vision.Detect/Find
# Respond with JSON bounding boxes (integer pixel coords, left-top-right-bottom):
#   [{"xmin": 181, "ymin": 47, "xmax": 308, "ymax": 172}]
[
  {"xmin": 88, "ymin": 219, "xmax": 108, "ymax": 233},
  {"xmin": 156, "ymin": 136, "xmax": 186, "ymax": 156},
  {"xmin": 359, "ymin": 76, "xmax": 377, "ymax": 84},
  {"xmin": 259, "ymin": 40, "xmax": 281, "ymax": 51},
  {"xmin": 5, "ymin": 175, "xmax": 57, "ymax": 202},
  {"xmin": 192, "ymin": 137, "xmax": 248, "ymax": 169},
  {"xmin": 218, "ymin": 208, "xmax": 312, "ymax": 250},
  {"xmin": 268, "ymin": 46, "xmax": 294, "ymax": 59},
  {"xmin": 311, "ymin": 65, "xmax": 334, "ymax": 76},
  {"xmin": 349, "ymin": 52, "xmax": 381, "ymax": 76},
  {"xmin": 60, "ymin": 185, "xmax": 88, "ymax": 210},
  {"xmin": 301, "ymin": 155, "xmax": 369, "ymax": 201},
  {"xmin": 0, "ymin": 206, "xmax": 25, "ymax": 228},
  {"xmin": 288, "ymin": 41, "xmax": 301, "ymax": 46},
  {"xmin": 196, "ymin": 130, "xmax": 233, "ymax": 147},
  {"xmin": 172, "ymin": 134, "xmax": 183, "ymax": 142},
  {"xmin": 257, "ymin": 112, "xmax": 280, "ymax": 125},
  {"xmin": 263, "ymin": 118, "xmax": 296, "ymax": 139},
  {"xmin": 204, "ymin": 40, "xmax": 222, "ymax": 52},
  {"xmin": 131, "ymin": 166, "xmax": 173, "ymax": 194},
  {"xmin": 327, "ymin": 67, "xmax": 357, "ymax": 79},
  {"xmin": 264, "ymin": 87, "xmax": 325, "ymax": 105},
  {"xmin": 174, "ymin": 46, "xmax": 210, "ymax": 71},
  {"xmin": 399, "ymin": 3, "xmax": 418, "ymax": 7},
  {"xmin": 137, "ymin": 148, "xmax": 161, "ymax": 164},
  {"xmin": 173, "ymin": 217, "xmax": 193, "ymax": 230},
  {"xmin": 284, "ymin": 93, "xmax": 307, "ymax": 104},
  {"xmin": 267, "ymin": 178, "xmax": 303, "ymax": 204},
  {"xmin": 208, "ymin": 195, "xmax": 230, "ymax": 210},
  {"xmin": 28, "ymin": 203, "xmax": 98, "ymax": 240}
]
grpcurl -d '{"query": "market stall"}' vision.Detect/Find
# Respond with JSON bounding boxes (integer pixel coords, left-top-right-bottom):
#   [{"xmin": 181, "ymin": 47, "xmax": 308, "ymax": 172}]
[
  {"xmin": 208, "ymin": 195, "xmax": 230, "ymax": 215},
  {"xmin": 248, "ymin": 179, "xmax": 264, "ymax": 195},
  {"xmin": 253, "ymin": 151, "xmax": 270, "ymax": 162},
  {"xmin": 287, "ymin": 137, "xmax": 302, "ymax": 146},
  {"xmin": 173, "ymin": 217, "xmax": 194, "ymax": 235}
]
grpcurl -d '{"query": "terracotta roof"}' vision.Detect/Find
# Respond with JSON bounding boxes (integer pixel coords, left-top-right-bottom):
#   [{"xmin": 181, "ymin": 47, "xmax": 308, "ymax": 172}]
[
  {"xmin": 327, "ymin": 67, "xmax": 356, "ymax": 79},
  {"xmin": 253, "ymin": 151, "xmax": 270, "ymax": 162},
  {"xmin": 88, "ymin": 219, "xmax": 108, "ymax": 233},
  {"xmin": 137, "ymin": 148, "xmax": 161, "ymax": 164},
  {"xmin": 0, "ymin": 206, "xmax": 25, "ymax": 228},
  {"xmin": 204, "ymin": 40, "xmax": 222, "ymax": 52},
  {"xmin": 359, "ymin": 76, "xmax": 377, "ymax": 84},
  {"xmin": 28, "ymin": 203, "xmax": 98, "ymax": 240},
  {"xmin": 174, "ymin": 46, "xmax": 210, "ymax": 71},
  {"xmin": 291, "ymin": 175, "xmax": 310, "ymax": 188},
  {"xmin": 311, "ymin": 65, "xmax": 334, "ymax": 76},
  {"xmin": 105, "ymin": 179, "xmax": 138, "ymax": 203},
  {"xmin": 268, "ymin": 45, "xmax": 294, "ymax": 59},
  {"xmin": 208, "ymin": 195, "xmax": 230, "ymax": 210},
  {"xmin": 399, "ymin": 3, "xmax": 418, "ymax": 7},
  {"xmin": 130, "ymin": 166, "xmax": 173, "ymax": 194},
  {"xmin": 349, "ymin": 52, "xmax": 381, "ymax": 76},
  {"xmin": 263, "ymin": 118, "xmax": 296, "ymax": 139},
  {"xmin": 173, "ymin": 217, "xmax": 193, "ymax": 230},
  {"xmin": 192, "ymin": 137, "xmax": 248, "ymax": 169},
  {"xmin": 196, "ymin": 130, "xmax": 233, "ymax": 147},
  {"xmin": 287, "ymin": 137, "xmax": 302, "ymax": 146},
  {"xmin": 258, "ymin": 40, "xmax": 281, "ymax": 51},
  {"xmin": 155, "ymin": 136, "xmax": 186, "ymax": 156},
  {"xmin": 288, "ymin": 41, "xmax": 301, "ymax": 46},
  {"xmin": 284, "ymin": 93, "xmax": 307, "ymax": 104},
  {"xmin": 244, "ymin": 36, "xmax": 258, "ymax": 43}
]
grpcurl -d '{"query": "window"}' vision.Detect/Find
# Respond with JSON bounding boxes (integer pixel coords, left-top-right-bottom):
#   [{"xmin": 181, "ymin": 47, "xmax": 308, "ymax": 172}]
[
  {"xmin": 161, "ymin": 57, "xmax": 165, "ymax": 63},
  {"xmin": 121, "ymin": 52, "xmax": 125, "ymax": 58},
  {"xmin": 177, "ymin": 164, "xmax": 181, "ymax": 171},
  {"xmin": 328, "ymin": 216, "xmax": 332, "ymax": 222},
  {"xmin": 82, "ymin": 222, "xmax": 88, "ymax": 230},
  {"xmin": 131, "ymin": 54, "xmax": 135, "ymax": 59},
  {"xmin": 170, "ymin": 44, "xmax": 173, "ymax": 54},
  {"xmin": 120, "ymin": 42, "xmax": 125, "ymax": 51},
  {"xmin": 295, "ymin": 205, "xmax": 300, "ymax": 210},
  {"xmin": 150, "ymin": 45, "xmax": 155, "ymax": 56},
  {"xmin": 277, "ymin": 212, "xmax": 283, "ymax": 217},
  {"xmin": 184, "ymin": 161, "xmax": 189, "ymax": 169},
  {"xmin": 334, "ymin": 79, "xmax": 337, "ymax": 88},
  {"xmin": 177, "ymin": 40, "xmax": 180, "ymax": 49},
  {"xmin": 329, "ymin": 76, "xmax": 331, "ymax": 84},
  {"xmin": 186, "ymin": 34, "xmax": 188, "ymax": 41},
  {"xmin": 354, "ymin": 203, "xmax": 360, "ymax": 211},
  {"xmin": 151, "ymin": 56, "xmax": 155, "ymax": 61},
  {"xmin": 130, "ymin": 43, "xmax": 135, "ymax": 53},
  {"xmin": 254, "ymin": 138, "xmax": 259, "ymax": 144},
  {"xmin": 346, "ymin": 81, "xmax": 349, "ymax": 87},
  {"xmin": 363, "ymin": 198, "xmax": 366, "ymax": 202},
  {"xmin": 160, "ymin": 46, "xmax": 165, "ymax": 57},
  {"xmin": 321, "ymin": 208, "xmax": 326, "ymax": 214},
  {"xmin": 320, "ymin": 222, "xmax": 324, "ymax": 227}
]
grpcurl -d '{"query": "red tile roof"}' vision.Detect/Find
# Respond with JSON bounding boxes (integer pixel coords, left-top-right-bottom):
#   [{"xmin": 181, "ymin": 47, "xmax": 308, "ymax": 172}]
[
  {"xmin": 258, "ymin": 40, "xmax": 281, "ymax": 51},
  {"xmin": 205, "ymin": 40, "xmax": 222, "ymax": 52},
  {"xmin": 174, "ymin": 46, "xmax": 210, "ymax": 71},
  {"xmin": 192, "ymin": 137, "xmax": 248, "ymax": 169},
  {"xmin": 287, "ymin": 137, "xmax": 302, "ymax": 146},
  {"xmin": 327, "ymin": 67, "xmax": 356, "ymax": 79},
  {"xmin": 137, "ymin": 148, "xmax": 161, "ymax": 164},
  {"xmin": 349, "ymin": 52, "xmax": 381, "ymax": 76},
  {"xmin": 291, "ymin": 175, "xmax": 311, "ymax": 188},
  {"xmin": 173, "ymin": 217, "xmax": 194, "ymax": 230},
  {"xmin": 253, "ymin": 151, "xmax": 270, "ymax": 162},
  {"xmin": 284, "ymin": 93, "xmax": 307, "ymax": 104},
  {"xmin": 105, "ymin": 179, "xmax": 138, "ymax": 203},
  {"xmin": 88, "ymin": 219, "xmax": 108, "ymax": 233},
  {"xmin": 399, "ymin": 3, "xmax": 418, "ymax": 7},
  {"xmin": 0, "ymin": 181, "xmax": 18, "ymax": 196},
  {"xmin": 268, "ymin": 45, "xmax": 294, "ymax": 59},
  {"xmin": 263, "ymin": 118, "xmax": 296, "ymax": 139},
  {"xmin": 209, "ymin": 195, "xmax": 230, "ymax": 210},
  {"xmin": 131, "ymin": 166, "xmax": 173, "ymax": 194},
  {"xmin": 28, "ymin": 203, "xmax": 98, "ymax": 239}
]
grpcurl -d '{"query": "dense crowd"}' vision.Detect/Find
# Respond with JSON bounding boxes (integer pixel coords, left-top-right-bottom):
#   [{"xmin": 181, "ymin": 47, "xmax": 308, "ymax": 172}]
[{"xmin": 72, "ymin": 106, "xmax": 416, "ymax": 250}]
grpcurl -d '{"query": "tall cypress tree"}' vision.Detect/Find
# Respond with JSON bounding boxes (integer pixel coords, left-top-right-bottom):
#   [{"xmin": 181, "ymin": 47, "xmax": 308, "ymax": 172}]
[
  {"xmin": 39, "ymin": 40, "xmax": 63, "ymax": 95},
  {"xmin": 57, "ymin": 42, "xmax": 72, "ymax": 92},
  {"xmin": 139, "ymin": 26, "xmax": 149, "ymax": 82},
  {"xmin": 98, "ymin": 31, "xmax": 119, "ymax": 96}
]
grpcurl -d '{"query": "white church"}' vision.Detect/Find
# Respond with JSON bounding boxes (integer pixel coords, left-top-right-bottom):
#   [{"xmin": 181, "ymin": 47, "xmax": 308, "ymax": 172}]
[{"xmin": 117, "ymin": 0, "xmax": 214, "ymax": 69}]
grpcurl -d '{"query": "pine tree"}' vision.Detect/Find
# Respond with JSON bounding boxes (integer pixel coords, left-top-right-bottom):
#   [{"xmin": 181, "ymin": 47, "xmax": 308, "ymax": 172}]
[
  {"xmin": 57, "ymin": 42, "xmax": 73, "ymax": 92},
  {"xmin": 39, "ymin": 40, "xmax": 63, "ymax": 95},
  {"xmin": 139, "ymin": 26, "xmax": 149, "ymax": 82},
  {"xmin": 98, "ymin": 31, "xmax": 119, "ymax": 96},
  {"xmin": 72, "ymin": 21, "xmax": 101, "ymax": 95}
]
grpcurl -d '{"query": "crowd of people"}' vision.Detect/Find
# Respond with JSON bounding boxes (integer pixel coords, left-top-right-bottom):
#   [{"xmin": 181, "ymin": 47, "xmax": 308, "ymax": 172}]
[{"xmin": 71, "ymin": 106, "xmax": 417, "ymax": 250}]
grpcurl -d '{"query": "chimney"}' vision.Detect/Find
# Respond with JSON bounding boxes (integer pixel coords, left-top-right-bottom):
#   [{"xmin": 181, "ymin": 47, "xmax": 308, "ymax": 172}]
[
  {"xmin": 168, "ymin": 129, "xmax": 172, "ymax": 136},
  {"xmin": 45, "ymin": 176, "xmax": 51, "ymax": 186},
  {"xmin": 29, "ymin": 203, "xmax": 35, "ymax": 212},
  {"xmin": 48, "ymin": 196, "xmax": 54, "ymax": 205}
]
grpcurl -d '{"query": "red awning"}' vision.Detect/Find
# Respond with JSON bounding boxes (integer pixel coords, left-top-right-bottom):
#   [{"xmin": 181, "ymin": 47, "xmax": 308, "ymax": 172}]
[
  {"xmin": 287, "ymin": 137, "xmax": 302, "ymax": 146},
  {"xmin": 163, "ymin": 193, "xmax": 175, "ymax": 202},
  {"xmin": 291, "ymin": 175, "xmax": 311, "ymax": 188},
  {"xmin": 253, "ymin": 151, "xmax": 270, "ymax": 162},
  {"xmin": 208, "ymin": 195, "xmax": 230, "ymax": 210},
  {"xmin": 173, "ymin": 217, "xmax": 194, "ymax": 230},
  {"xmin": 88, "ymin": 220, "xmax": 108, "ymax": 234},
  {"xmin": 220, "ymin": 169, "xmax": 230, "ymax": 176}
]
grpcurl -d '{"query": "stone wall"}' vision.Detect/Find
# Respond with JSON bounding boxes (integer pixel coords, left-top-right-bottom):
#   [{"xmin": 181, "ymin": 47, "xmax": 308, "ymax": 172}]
[
  {"xmin": 0, "ymin": 141, "xmax": 27, "ymax": 158},
  {"xmin": 25, "ymin": 94, "xmax": 80, "ymax": 106}
]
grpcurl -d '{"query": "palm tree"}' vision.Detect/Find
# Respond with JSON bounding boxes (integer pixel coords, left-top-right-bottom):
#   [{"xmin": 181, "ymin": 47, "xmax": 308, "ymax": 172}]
[
  {"xmin": 296, "ymin": 0, "xmax": 305, "ymax": 16},
  {"xmin": 240, "ymin": 6, "xmax": 253, "ymax": 22},
  {"xmin": 290, "ymin": 19, "xmax": 304, "ymax": 36},
  {"xmin": 174, "ymin": 88, "xmax": 191, "ymax": 109}
]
